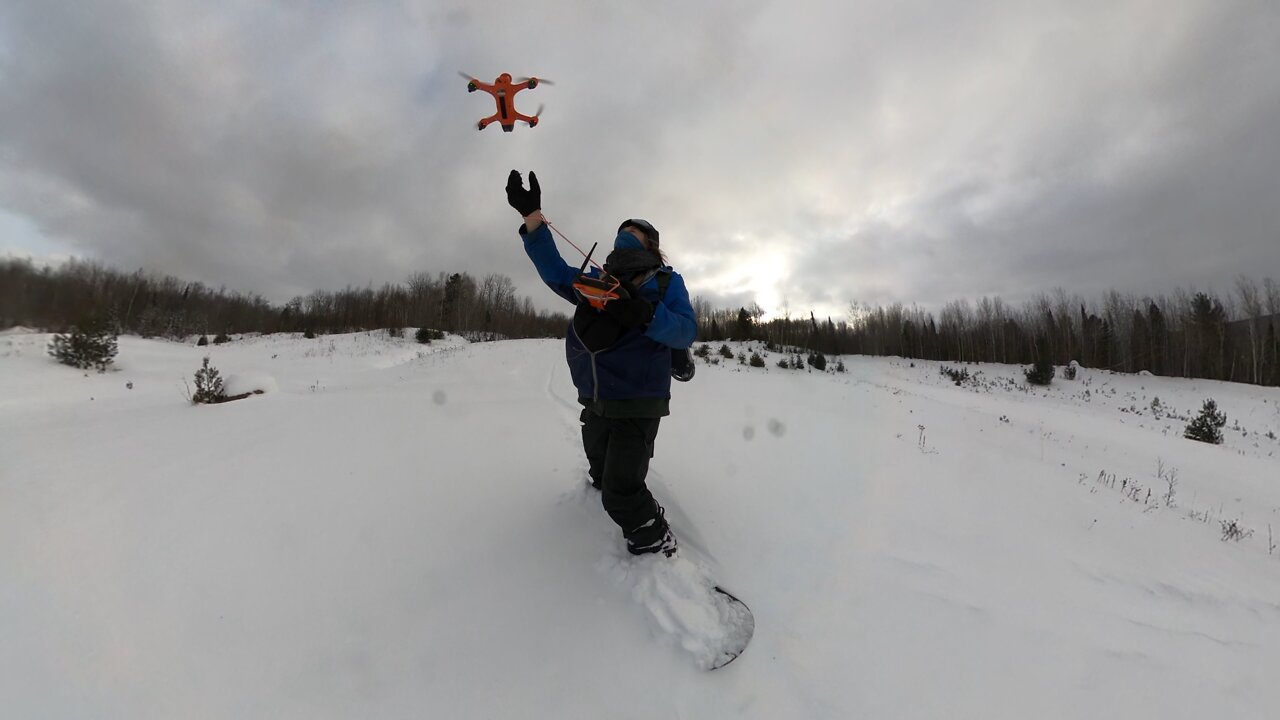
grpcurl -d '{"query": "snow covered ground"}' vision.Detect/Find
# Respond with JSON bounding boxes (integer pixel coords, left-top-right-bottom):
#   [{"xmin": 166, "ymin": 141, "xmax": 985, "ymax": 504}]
[{"xmin": 3, "ymin": 329, "xmax": 1279, "ymax": 719}]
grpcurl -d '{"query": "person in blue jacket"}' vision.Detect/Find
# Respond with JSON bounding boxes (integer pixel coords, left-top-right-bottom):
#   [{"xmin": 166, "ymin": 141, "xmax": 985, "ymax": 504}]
[{"xmin": 508, "ymin": 170, "xmax": 697, "ymax": 557}]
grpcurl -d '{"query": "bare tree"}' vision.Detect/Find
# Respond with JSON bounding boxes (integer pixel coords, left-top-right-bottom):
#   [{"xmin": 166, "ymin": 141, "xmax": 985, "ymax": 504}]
[{"xmin": 1236, "ymin": 276, "xmax": 1264, "ymax": 384}]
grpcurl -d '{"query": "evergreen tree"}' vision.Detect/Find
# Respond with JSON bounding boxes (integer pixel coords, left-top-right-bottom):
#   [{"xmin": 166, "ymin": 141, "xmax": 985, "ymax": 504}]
[
  {"xmin": 415, "ymin": 327, "xmax": 444, "ymax": 344},
  {"xmin": 1189, "ymin": 292, "xmax": 1227, "ymax": 379},
  {"xmin": 1024, "ymin": 358, "xmax": 1055, "ymax": 385},
  {"xmin": 1184, "ymin": 398, "xmax": 1226, "ymax": 444},
  {"xmin": 441, "ymin": 272, "xmax": 464, "ymax": 331},
  {"xmin": 191, "ymin": 356, "xmax": 226, "ymax": 404},
  {"xmin": 1266, "ymin": 321, "xmax": 1279, "ymax": 386},
  {"xmin": 1147, "ymin": 302, "xmax": 1166, "ymax": 376},
  {"xmin": 1098, "ymin": 319, "xmax": 1113, "ymax": 369},
  {"xmin": 47, "ymin": 313, "xmax": 118, "ymax": 372},
  {"xmin": 734, "ymin": 307, "xmax": 754, "ymax": 341},
  {"xmin": 1131, "ymin": 309, "xmax": 1150, "ymax": 372}
]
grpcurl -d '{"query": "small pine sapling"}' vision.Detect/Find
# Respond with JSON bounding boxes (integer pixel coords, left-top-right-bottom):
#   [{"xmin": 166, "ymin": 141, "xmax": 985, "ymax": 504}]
[
  {"xmin": 1024, "ymin": 358, "xmax": 1055, "ymax": 386},
  {"xmin": 191, "ymin": 356, "xmax": 227, "ymax": 404},
  {"xmin": 47, "ymin": 313, "xmax": 119, "ymax": 373},
  {"xmin": 415, "ymin": 327, "xmax": 444, "ymax": 344},
  {"xmin": 1184, "ymin": 399, "xmax": 1226, "ymax": 444}
]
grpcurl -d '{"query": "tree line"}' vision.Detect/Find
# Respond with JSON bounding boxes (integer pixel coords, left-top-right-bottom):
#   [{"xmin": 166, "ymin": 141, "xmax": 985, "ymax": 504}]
[
  {"xmin": 696, "ymin": 279, "xmax": 1280, "ymax": 388},
  {"xmin": 0, "ymin": 257, "xmax": 568, "ymax": 340},
  {"xmin": 4, "ymin": 256, "xmax": 1278, "ymax": 387}
]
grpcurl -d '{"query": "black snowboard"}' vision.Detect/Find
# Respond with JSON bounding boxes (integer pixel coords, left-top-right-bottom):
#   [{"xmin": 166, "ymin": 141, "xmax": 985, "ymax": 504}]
[{"xmin": 709, "ymin": 585, "xmax": 754, "ymax": 670}]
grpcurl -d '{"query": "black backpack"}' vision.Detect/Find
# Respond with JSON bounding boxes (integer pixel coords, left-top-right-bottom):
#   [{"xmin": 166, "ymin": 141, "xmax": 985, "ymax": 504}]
[{"xmin": 656, "ymin": 270, "xmax": 695, "ymax": 382}]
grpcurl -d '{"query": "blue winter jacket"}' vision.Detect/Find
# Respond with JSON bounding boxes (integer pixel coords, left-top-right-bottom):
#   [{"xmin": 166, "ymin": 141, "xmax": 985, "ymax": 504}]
[{"xmin": 521, "ymin": 222, "xmax": 698, "ymax": 405}]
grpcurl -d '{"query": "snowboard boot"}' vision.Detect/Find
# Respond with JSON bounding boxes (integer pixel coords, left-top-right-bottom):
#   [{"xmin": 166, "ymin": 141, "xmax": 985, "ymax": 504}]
[{"xmin": 626, "ymin": 507, "xmax": 678, "ymax": 558}]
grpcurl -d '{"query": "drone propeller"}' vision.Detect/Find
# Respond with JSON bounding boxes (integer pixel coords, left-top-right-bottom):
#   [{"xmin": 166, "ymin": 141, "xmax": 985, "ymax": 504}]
[{"xmin": 517, "ymin": 76, "xmax": 555, "ymax": 86}]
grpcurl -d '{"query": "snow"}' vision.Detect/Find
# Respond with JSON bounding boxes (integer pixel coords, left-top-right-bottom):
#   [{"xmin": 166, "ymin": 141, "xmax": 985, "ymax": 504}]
[
  {"xmin": 222, "ymin": 372, "xmax": 279, "ymax": 397},
  {"xmin": 3, "ymin": 331, "xmax": 1280, "ymax": 718}
]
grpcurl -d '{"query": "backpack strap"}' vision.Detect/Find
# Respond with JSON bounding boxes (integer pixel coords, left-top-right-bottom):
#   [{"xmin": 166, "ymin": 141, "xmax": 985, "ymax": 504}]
[{"xmin": 656, "ymin": 268, "xmax": 672, "ymax": 301}]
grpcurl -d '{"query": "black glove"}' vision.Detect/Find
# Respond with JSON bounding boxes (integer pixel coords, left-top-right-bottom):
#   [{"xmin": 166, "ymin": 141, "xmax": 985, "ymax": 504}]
[
  {"xmin": 506, "ymin": 170, "xmax": 541, "ymax": 217},
  {"xmin": 604, "ymin": 280, "xmax": 654, "ymax": 328}
]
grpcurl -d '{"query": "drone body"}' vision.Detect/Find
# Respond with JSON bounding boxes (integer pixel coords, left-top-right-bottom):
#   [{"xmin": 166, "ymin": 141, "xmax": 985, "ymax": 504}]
[{"xmin": 463, "ymin": 72, "xmax": 544, "ymax": 132}]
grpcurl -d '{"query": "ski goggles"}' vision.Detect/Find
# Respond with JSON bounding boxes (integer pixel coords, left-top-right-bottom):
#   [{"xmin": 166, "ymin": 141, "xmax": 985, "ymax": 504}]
[{"xmin": 618, "ymin": 218, "xmax": 659, "ymax": 246}]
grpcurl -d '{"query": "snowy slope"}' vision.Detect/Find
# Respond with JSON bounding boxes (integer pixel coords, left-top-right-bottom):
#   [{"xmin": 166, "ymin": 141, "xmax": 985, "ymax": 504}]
[{"xmin": 3, "ymin": 331, "xmax": 1279, "ymax": 719}]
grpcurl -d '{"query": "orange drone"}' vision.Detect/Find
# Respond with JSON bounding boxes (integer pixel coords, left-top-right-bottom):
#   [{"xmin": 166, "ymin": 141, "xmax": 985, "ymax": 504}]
[{"xmin": 460, "ymin": 72, "xmax": 550, "ymax": 132}]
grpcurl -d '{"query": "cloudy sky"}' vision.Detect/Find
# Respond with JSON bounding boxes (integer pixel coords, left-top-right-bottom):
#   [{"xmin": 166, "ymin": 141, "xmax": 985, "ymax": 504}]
[{"xmin": 2, "ymin": 0, "xmax": 1278, "ymax": 319}]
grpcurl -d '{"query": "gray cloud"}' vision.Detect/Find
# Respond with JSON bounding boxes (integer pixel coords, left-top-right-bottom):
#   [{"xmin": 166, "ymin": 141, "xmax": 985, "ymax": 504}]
[{"xmin": 1, "ymin": 0, "xmax": 1277, "ymax": 320}]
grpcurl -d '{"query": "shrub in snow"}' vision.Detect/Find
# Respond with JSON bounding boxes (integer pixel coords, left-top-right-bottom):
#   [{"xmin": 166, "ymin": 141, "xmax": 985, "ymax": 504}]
[
  {"xmin": 191, "ymin": 356, "xmax": 227, "ymax": 405},
  {"xmin": 304, "ymin": 328, "xmax": 317, "ymax": 339},
  {"xmin": 835, "ymin": 359, "xmax": 846, "ymax": 373},
  {"xmin": 809, "ymin": 353, "xmax": 827, "ymax": 371},
  {"xmin": 387, "ymin": 326, "xmax": 404, "ymax": 339},
  {"xmin": 694, "ymin": 343, "xmax": 711, "ymax": 359},
  {"xmin": 213, "ymin": 332, "xmax": 230, "ymax": 345},
  {"xmin": 197, "ymin": 335, "xmax": 209, "ymax": 346},
  {"xmin": 1184, "ymin": 399, "xmax": 1226, "ymax": 445},
  {"xmin": 1024, "ymin": 358, "xmax": 1055, "ymax": 386},
  {"xmin": 1220, "ymin": 519, "xmax": 1252, "ymax": 542},
  {"xmin": 416, "ymin": 327, "xmax": 445, "ymax": 344},
  {"xmin": 718, "ymin": 344, "xmax": 734, "ymax": 359},
  {"xmin": 47, "ymin": 314, "xmax": 118, "ymax": 373},
  {"xmin": 1062, "ymin": 362, "xmax": 1078, "ymax": 381},
  {"xmin": 793, "ymin": 354, "xmax": 805, "ymax": 370},
  {"xmin": 941, "ymin": 365, "xmax": 970, "ymax": 386},
  {"xmin": 1150, "ymin": 397, "xmax": 1165, "ymax": 419}
]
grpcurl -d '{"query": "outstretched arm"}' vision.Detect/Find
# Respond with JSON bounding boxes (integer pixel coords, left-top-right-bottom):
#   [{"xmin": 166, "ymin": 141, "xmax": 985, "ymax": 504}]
[
  {"xmin": 508, "ymin": 170, "xmax": 578, "ymax": 304},
  {"xmin": 520, "ymin": 222, "xmax": 580, "ymax": 305}
]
